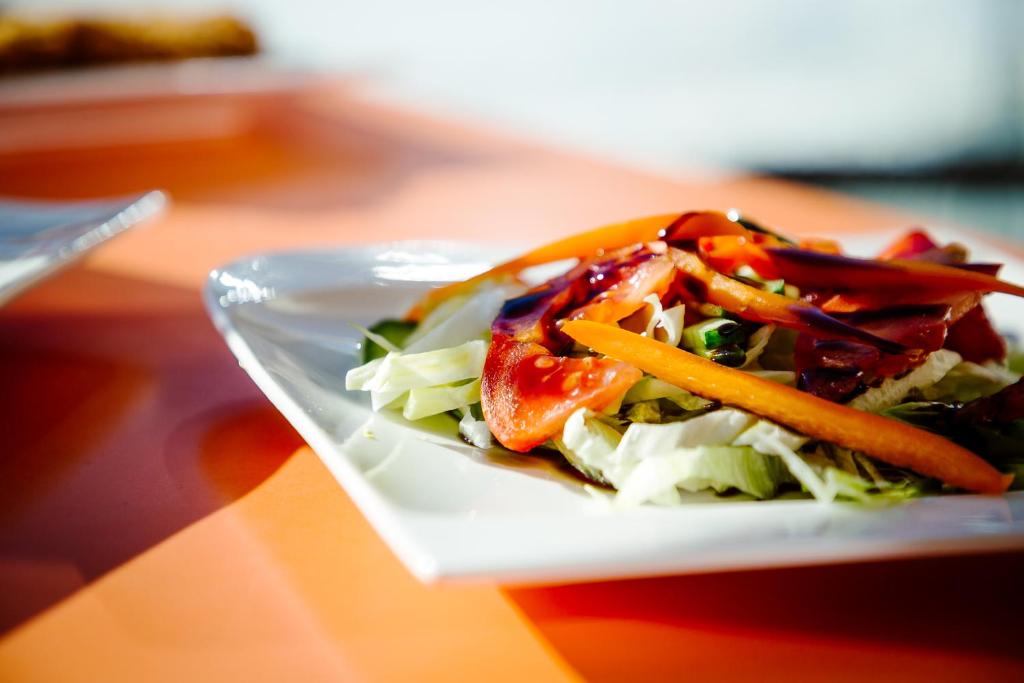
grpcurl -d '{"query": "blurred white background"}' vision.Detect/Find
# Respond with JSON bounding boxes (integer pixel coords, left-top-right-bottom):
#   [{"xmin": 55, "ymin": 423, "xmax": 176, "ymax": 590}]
[{"xmin": 7, "ymin": 0, "xmax": 1023, "ymax": 235}]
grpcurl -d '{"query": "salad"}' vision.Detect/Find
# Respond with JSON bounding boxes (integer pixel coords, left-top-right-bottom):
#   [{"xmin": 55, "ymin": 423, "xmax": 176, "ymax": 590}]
[{"xmin": 347, "ymin": 211, "xmax": 1024, "ymax": 505}]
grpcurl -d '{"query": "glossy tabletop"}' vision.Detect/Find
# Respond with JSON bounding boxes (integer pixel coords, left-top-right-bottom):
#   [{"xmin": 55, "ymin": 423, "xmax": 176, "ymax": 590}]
[{"xmin": 0, "ymin": 87, "xmax": 1022, "ymax": 682}]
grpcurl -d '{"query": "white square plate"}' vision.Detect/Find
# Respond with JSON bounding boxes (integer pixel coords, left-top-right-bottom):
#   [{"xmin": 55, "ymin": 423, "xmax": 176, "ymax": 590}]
[{"xmin": 204, "ymin": 230, "xmax": 1024, "ymax": 584}]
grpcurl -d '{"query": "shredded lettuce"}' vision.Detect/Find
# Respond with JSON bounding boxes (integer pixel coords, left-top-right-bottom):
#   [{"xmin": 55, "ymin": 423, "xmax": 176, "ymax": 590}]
[
  {"xmin": 922, "ymin": 360, "xmax": 1020, "ymax": 403},
  {"xmin": 756, "ymin": 326, "xmax": 797, "ymax": 370},
  {"xmin": 346, "ymin": 356, "xmax": 384, "ymax": 391},
  {"xmin": 557, "ymin": 405, "xmax": 905, "ymax": 506},
  {"xmin": 741, "ymin": 324, "xmax": 776, "ymax": 369},
  {"xmin": 618, "ymin": 409, "xmax": 756, "ymax": 452},
  {"xmin": 640, "ymin": 293, "xmax": 686, "ymax": 347},
  {"xmin": 730, "ymin": 420, "xmax": 836, "ymax": 501},
  {"xmin": 403, "ymin": 284, "xmax": 517, "ymax": 353},
  {"xmin": 346, "ymin": 339, "xmax": 487, "ymax": 411},
  {"xmin": 622, "ymin": 376, "xmax": 712, "ymax": 411},
  {"xmin": 357, "ymin": 319, "xmax": 417, "ymax": 362},
  {"xmin": 614, "ymin": 446, "xmax": 792, "ymax": 505},
  {"xmin": 353, "ymin": 321, "xmax": 402, "ymax": 359},
  {"xmin": 459, "ymin": 411, "xmax": 494, "ymax": 449},
  {"xmin": 822, "ymin": 468, "xmax": 922, "ymax": 504},
  {"xmin": 558, "ymin": 407, "xmax": 804, "ymax": 505},
  {"xmin": 624, "ymin": 401, "xmax": 664, "ymax": 424},
  {"xmin": 354, "ymin": 339, "xmax": 485, "ymax": 394},
  {"xmin": 403, "ymin": 379, "xmax": 480, "ymax": 421},
  {"xmin": 553, "ymin": 408, "xmax": 623, "ymax": 485},
  {"xmin": 847, "ymin": 349, "xmax": 961, "ymax": 413},
  {"xmin": 799, "ymin": 444, "xmax": 922, "ymax": 503}
]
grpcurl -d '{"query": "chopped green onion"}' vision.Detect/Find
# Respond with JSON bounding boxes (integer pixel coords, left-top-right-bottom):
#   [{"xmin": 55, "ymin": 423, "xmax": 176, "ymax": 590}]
[{"xmin": 683, "ymin": 318, "xmax": 744, "ymax": 352}]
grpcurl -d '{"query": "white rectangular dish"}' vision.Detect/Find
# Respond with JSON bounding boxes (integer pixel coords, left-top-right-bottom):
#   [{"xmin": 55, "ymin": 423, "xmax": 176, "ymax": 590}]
[{"xmin": 204, "ymin": 230, "xmax": 1024, "ymax": 584}]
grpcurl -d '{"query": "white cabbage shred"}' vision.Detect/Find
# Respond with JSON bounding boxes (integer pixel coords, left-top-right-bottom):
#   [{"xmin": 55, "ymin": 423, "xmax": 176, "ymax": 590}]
[
  {"xmin": 922, "ymin": 360, "xmax": 1020, "ymax": 403},
  {"xmin": 403, "ymin": 283, "xmax": 519, "ymax": 353},
  {"xmin": 847, "ymin": 349, "xmax": 961, "ymax": 413},
  {"xmin": 458, "ymin": 411, "xmax": 493, "ymax": 449},
  {"xmin": 558, "ymin": 407, "xmax": 815, "ymax": 506},
  {"xmin": 344, "ymin": 280, "xmax": 523, "ymax": 448},
  {"xmin": 741, "ymin": 324, "xmax": 776, "ymax": 368},
  {"xmin": 640, "ymin": 293, "xmax": 686, "ymax": 347}
]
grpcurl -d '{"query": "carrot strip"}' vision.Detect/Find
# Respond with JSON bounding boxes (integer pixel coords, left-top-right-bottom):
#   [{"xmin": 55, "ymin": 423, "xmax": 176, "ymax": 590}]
[
  {"xmin": 406, "ymin": 210, "xmax": 750, "ymax": 321},
  {"xmin": 670, "ymin": 249, "xmax": 907, "ymax": 353},
  {"xmin": 658, "ymin": 211, "xmax": 749, "ymax": 242},
  {"xmin": 767, "ymin": 248, "xmax": 1024, "ymax": 298},
  {"xmin": 697, "ymin": 234, "xmax": 781, "ymax": 278},
  {"xmin": 562, "ymin": 320, "xmax": 1012, "ymax": 495},
  {"xmin": 405, "ymin": 213, "xmax": 680, "ymax": 321}
]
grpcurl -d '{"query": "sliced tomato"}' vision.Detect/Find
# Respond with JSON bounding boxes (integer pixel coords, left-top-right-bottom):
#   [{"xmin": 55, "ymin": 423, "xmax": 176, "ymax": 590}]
[
  {"xmin": 484, "ymin": 244, "xmax": 665, "ymax": 451},
  {"xmin": 481, "ymin": 334, "xmax": 641, "ymax": 452},
  {"xmin": 568, "ymin": 253, "xmax": 676, "ymax": 323},
  {"xmin": 877, "ymin": 230, "xmax": 939, "ymax": 260}
]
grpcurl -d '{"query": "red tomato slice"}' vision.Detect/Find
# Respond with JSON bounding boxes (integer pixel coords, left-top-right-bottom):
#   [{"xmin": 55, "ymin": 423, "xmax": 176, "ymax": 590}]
[
  {"xmin": 481, "ymin": 334, "xmax": 641, "ymax": 452},
  {"xmin": 877, "ymin": 230, "xmax": 939, "ymax": 260},
  {"xmin": 567, "ymin": 254, "xmax": 676, "ymax": 324}
]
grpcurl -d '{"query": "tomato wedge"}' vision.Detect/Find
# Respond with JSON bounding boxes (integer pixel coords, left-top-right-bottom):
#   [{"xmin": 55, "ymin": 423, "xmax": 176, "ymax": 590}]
[
  {"xmin": 482, "ymin": 243, "xmax": 669, "ymax": 451},
  {"xmin": 876, "ymin": 230, "xmax": 939, "ymax": 260},
  {"xmin": 481, "ymin": 334, "xmax": 641, "ymax": 451},
  {"xmin": 567, "ymin": 252, "xmax": 677, "ymax": 324}
]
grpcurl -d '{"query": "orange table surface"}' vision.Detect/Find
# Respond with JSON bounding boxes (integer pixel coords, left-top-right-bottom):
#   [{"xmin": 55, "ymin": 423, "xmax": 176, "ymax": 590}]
[{"xmin": 1, "ymin": 88, "xmax": 1022, "ymax": 682}]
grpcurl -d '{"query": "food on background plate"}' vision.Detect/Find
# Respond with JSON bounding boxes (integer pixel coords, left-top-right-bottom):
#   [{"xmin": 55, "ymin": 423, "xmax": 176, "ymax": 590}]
[
  {"xmin": 347, "ymin": 211, "xmax": 1024, "ymax": 506},
  {"xmin": 0, "ymin": 14, "xmax": 258, "ymax": 74}
]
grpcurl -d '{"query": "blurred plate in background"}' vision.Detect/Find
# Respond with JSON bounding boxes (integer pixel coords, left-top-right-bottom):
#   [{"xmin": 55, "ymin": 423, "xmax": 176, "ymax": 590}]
[
  {"xmin": 0, "ymin": 190, "xmax": 166, "ymax": 305},
  {"xmin": 0, "ymin": 58, "xmax": 320, "ymax": 153}
]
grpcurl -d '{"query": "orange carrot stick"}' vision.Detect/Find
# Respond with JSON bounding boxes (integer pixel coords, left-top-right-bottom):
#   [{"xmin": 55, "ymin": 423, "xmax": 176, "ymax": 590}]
[
  {"xmin": 406, "ymin": 210, "xmax": 748, "ymax": 321},
  {"xmin": 562, "ymin": 320, "xmax": 1012, "ymax": 494},
  {"xmin": 670, "ymin": 249, "xmax": 907, "ymax": 352},
  {"xmin": 405, "ymin": 213, "xmax": 678, "ymax": 321}
]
